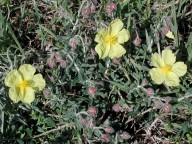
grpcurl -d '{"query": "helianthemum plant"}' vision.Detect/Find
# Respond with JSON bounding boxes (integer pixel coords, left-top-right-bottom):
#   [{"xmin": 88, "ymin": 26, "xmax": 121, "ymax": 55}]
[
  {"xmin": 4, "ymin": 64, "xmax": 46, "ymax": 104},
  {"xmin": 94, "ymin": 19, "xmax": 130, "ymax": 59},
  {"xmin": 149, "ymin": 49, "xmax": 187, "ymax": 86}
]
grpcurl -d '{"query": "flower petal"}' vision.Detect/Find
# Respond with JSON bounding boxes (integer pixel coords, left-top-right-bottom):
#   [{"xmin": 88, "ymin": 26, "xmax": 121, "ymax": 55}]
[
  {"xmin": 108, "ymin": 43, "xmax": 126, "ymax": 59},
  {"xmin": 22, "ymin": 87, "xmax": 35, "ymax": 104},
  {"xmin": 171, "ymin": 62, "xmax": 187, "ymax": 77},
  {"xmin": 109, "ymin": 19, "xmax": 123, "ymax": 36},
  {"xmin": 162, "ymin": 49, "xmax": 176, "ymax": 65},
  {"xmin": 116, "ymin": 29, "xmax": 130, "ymax": 44},
  {"xmin": 95, "ymin": 28, "xmax": 107, "ymax": 43},
  {"xmin": 95, "ymin": 43, "xmax": 110, "ymax": 59},
  {"xmin": 150, "ymin": 68, "xmax": 165, "ymax": 84},
  {"xmin": 9, "ymin": 87, "xmax": 22, "ymax": 103},
  {"xmin": 5, "ymin": 69, "xmax": 22, "ymax": 87},
  {"xmin": 19, "ymin": 64, "xmax": 36, "ymax": 80},
  {"xmin": 151, "ymin": 53, "xmax": 165, "ymax": 68},
  {"xmin": 165, "ymin": 72, "xmax": 180, "ymax": 86},
  {"xmin": 31, "ymin": 74, "xmax": 46, "ymax": 91}
]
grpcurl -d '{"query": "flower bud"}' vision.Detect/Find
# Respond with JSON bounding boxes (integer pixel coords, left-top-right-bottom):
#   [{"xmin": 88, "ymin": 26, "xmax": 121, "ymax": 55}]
[
  {"xmin": 161, "ymin": 24, "xmax": 170, "ymax": 38},
  {"xmin": 112, "ymin": 57, "xmax": 120, "ymax": 64},
  {"xmin": 87, "ymin": 120, "xmax": 95, "ymax": 128},
  {"xmin": 100, "ymin": 134, "xmax": 110, "ymax": 143},
  {"xmin": 81, "ymin": 5, "xmax": 91, "ymax": 18},
  {"xmin": 153, "ymin": 100, "xmax": 163, "ymax": 109},
  {"xmin": 87, "ymin": 107, "xmax": 97, "ymax": 117},
  {"xmin": 112, "ymin": 104, "xmax": 122, "ymax": 112},
  {"xmin": 88, "ymin": 87, "xmax": 97, "ymax": 96},
  {"xmin": 164, "ymin": 97, "xmax": 172, "ymax": 103},
  {"xmin": 90, "ymin": 4, "xmax": 96, "ymax": 14},
  {"xmin": 120, "ymin": 131, "xmax": 131, "ymax": 140},
  {"xmin": 43, "ymin": 88, "xmax": 50, "ymax": 97},
  {"xmin": 106, "ymin": 2, "xmax": 117, "ymax": 14},
  {"xmin": 104, "ymin": 126, "xmax": 115, "ymax": 134},
  {"xmin": 162, "ymin": 104, "xmax": 171, "ymax": 113},
  {"xmin": 60, "ymin": 60, "xmax": 67, "ymax": 68},
  {"xmin": 69, "ymin": 38, "xmax": 76, "ymax": 48},
  {"xmin": 141, "ymin": 78, "xmax": 148, "ymax": 86},
  {"xmin": 146, "ymin": 88, "xmax": 154, "ymax": 96},
  {"xmin": 55, "ymin": 54, "xmax": 63, "ymax": 62},
  {"xmin": 47, "ymin": 56, "xmax": 56, "ymax": 69},
  {"xmin": 133, "ymin": 36, "xmax": 142, "ymax": 46}
]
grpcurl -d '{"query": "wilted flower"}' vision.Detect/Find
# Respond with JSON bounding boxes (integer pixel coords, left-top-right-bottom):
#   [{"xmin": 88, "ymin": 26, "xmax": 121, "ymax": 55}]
[
  {"xmin": 106, "ymin": 2, "xmax": 117, "ymax": 14},
  {"xmin": 149, "ymin": 49, "xmax": 187, "ymax": 86},
  {"xmin": 4, "ymin": 64, "xmax": 46, "ymax": 104},
  {"xmin": 95, "ymin": 19, "xmax": 130, "ymax": 59},
  {"xmin": 104, "ymin": 126, "xmax": 115, "ymax": 134},
  {"xmin": 88, "ymin": 87, "xmax": 97, "ymax": 96},
  {"xmin": 47, "ymin": 56, "xmax": 56, "ymax": 68},
  {"xmin": 100, "ymin": 134, "xmax": 110, "ymax": 143},
  {"xmin": 87, "ymin": 107, "xmax": 97, "ymax": 117},
  {"xmin": 162, "ymin": 24, "xmax": 174, "ymax": 39},
  {"xmin": 112, "ymin": 104, "xmax": 122, "ymax": 112}
]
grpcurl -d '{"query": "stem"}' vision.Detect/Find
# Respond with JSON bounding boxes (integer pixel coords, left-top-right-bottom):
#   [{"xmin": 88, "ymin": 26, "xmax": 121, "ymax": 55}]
[
  {"xmin": 33, "ymin": 124, "xmax": 75, "ymax": 139},
  {"xmin": 177, "ymin": 94, "xmax": 192, "ymax": 102}
]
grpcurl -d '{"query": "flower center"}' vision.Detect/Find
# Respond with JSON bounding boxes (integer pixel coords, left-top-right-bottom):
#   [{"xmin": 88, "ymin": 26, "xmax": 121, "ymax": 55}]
[
  {"xmin": 105, "ymin": 35, "xmax": 117, "ymax": 45},
  {"xmin": 18, "ymin": 80, "xmax": 30, "ymax": 91},
  {"xmin": 162, "ymin": 64, "xmax": 172, "ymax": 74}
]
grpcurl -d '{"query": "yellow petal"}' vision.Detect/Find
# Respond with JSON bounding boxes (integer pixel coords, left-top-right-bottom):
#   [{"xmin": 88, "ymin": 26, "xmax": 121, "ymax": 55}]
[
  {"xmin": 171, "ymin": 62, "xmax": 187, "ymax": 77},
  {"xmin": 95, "ymin": 43, "xmax": 110, "ymax": 59},
  {"xmin": 32, "ymin": 74, "xmax": 46, "ymax": 91},
  {"xmin": 165, "ymin": 72, "xmax": 180, "ymax": 86},
  {"xmin": 162, "ymin": 49, "xmax": 176, "ymax": 66},
  {"xmin": 22, "ymin": 87, "xmax": 35, "ymax": 104},
  {"xmin": 150, "ymin": 68, "xmax": 165, "ymax": 84},
  {"xmin": 165, "ymin": 31, "xmax": 174, "ymax": 39},
  {"xmin": 9, "ymin": 87, "xmax": 22, "ymax": 103},
  {"xmin": 95, "ymin": 28, "xmax": 107, "ymax": 43},
  {"xmin": 108, "ymin": 43, "xmax": 126, "ymax": 59},
  {"xmin": 109, "ymin": 19, "xmax": 123, "ymax": 36},
  {"xmin": 116, "ymin": 29, "xmax": 130, "ymax": 44},
  {"xmin": 19, "ymin": 64, "xmax": 36, "ymax": 80},
  {"xmin": 4, "ymin": 69, "xmax": 22, "ymax": 87},
  {"xmin": 151, "ymin": 53, "xmax": 165, "ymax": 68}
]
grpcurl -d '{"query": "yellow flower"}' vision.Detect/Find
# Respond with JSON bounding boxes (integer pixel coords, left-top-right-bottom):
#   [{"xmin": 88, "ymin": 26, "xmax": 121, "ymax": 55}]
[
  {"xmin": 150, "ymin": 49, "xmax": 187, "ymax": 86},
  {"xmin": 4, "ymin": 64, "xmax": 46, "ymax": 104},
  {"xmin": 94, "ymin": 19, "xmax": 130, "ymax": 59}
]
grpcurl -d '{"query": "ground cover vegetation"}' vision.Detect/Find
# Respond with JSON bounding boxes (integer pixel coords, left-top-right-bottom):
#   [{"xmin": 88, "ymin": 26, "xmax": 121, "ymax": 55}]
[{"xmin": 0, "ymin": 0, "xmax": 192, "ymax": 143}]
